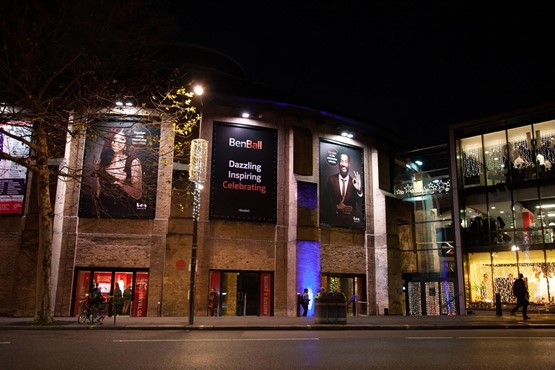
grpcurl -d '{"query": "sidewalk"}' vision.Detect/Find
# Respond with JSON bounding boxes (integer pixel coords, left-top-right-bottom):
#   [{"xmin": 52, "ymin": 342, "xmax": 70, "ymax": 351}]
[{"xmin": 2, "ymin": 311, "xmax": 555, "ymax": 330}]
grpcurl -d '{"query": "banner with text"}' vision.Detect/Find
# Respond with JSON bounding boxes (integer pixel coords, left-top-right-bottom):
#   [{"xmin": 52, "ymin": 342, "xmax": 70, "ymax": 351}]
[
  {"xmin": 0, "ymin": 121, "xmax": 32, "ymax": 216},
  {"xmin": 210, "ymin": 122, "xmax": 277, "ymax": 222}
]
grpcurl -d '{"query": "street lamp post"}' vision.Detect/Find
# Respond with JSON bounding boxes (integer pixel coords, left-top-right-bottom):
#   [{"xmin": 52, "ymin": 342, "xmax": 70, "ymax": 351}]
[{"xmin": 188, "ymin": 138, "xmax": 208, "ymax": 325}]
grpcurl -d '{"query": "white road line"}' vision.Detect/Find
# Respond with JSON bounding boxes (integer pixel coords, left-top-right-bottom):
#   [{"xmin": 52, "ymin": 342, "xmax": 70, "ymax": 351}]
[
  {"xmin": 406, "ymin": 337, "xmax": 453, "ymax": 339},
  {"xmin": 114, "ymin": 338, "xmax": 319, "ymax": 343},
  {"xmin": 407, "ymin": 337, "xmax": 552, "ymax": 340}
]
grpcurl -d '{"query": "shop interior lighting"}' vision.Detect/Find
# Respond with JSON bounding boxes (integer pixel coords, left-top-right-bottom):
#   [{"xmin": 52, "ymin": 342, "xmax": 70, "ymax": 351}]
[
  {"xmin": 340, "ymin": 131, "xmax": 354, "ymax": 138},
  {"xmin": 415, "ymin": 160, "xmax": 423, "ymax": 166}
]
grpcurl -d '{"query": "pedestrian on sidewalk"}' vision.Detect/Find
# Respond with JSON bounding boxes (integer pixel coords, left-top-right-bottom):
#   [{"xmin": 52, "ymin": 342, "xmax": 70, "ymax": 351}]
[
  {"xmin": 208, "ymin": 288, "xmax": 219, "ymax": 316},
  {"xmin": 511, "ymin": 273, "xmax": 530, "ymax": 319},
  {"xmin": 301, "ymin": 288, "xmax": 310, "ymax": 316}
]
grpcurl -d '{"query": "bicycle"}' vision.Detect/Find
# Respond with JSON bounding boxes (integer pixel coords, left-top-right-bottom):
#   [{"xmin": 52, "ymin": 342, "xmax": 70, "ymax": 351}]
[{"xmin": 77, "ymin": 297, "xmax": 107, "ymax": 325}]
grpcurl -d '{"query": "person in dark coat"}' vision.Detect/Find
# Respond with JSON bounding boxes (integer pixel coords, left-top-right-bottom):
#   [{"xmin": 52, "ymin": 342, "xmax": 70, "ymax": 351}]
[
  {"xmin": 510, "ymin": 273, "xmax": 530, "ymax": 319},
  {"xmin": 208, "ymin": 288, "xmax": 219, "ymax": 316},
  {"xmin": 301, "ymin": 288, "xmax": 310, "ymax": 317}
]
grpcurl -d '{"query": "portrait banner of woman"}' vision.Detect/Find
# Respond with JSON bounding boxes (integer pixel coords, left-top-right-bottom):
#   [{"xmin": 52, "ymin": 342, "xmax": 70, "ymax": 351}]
[{"xmin": 79, "ymin": 120, "xmax": 160, "ymax": 219}]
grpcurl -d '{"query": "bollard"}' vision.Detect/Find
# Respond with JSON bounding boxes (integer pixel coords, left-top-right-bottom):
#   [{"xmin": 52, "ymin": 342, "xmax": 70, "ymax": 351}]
[
  {"xmin": 384, "ymin": 308, "xmax": 389, "ymax": 315},
  {"xmin": 296, "ymin": 293, "xmax": 301, "ymax": 317},
  {"xmin": 495, "ymin": 293, "xmax": 502, "ymax": 316}
]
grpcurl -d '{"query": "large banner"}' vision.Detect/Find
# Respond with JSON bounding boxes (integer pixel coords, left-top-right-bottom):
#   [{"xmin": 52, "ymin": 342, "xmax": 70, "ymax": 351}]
[
  {"xmin": 210, "ymin": 122, "xmax": 277, "ymax": 222},
  {"xmin": 319, "ymin": 139, "xmax": 365, "ymax": 229},
  {"xmin": 79, "ymin": 119, "xmax": 160, "ymax": 219},
  {"xmin": 0, "ymin": 121, "xmax": 32, "ymax": 216}
]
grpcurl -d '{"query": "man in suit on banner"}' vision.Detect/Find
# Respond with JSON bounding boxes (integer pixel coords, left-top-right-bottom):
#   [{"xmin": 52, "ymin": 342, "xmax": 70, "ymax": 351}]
[{"xmin": 323, "ymin": 152, "xmax": 363, "ymax": 227}]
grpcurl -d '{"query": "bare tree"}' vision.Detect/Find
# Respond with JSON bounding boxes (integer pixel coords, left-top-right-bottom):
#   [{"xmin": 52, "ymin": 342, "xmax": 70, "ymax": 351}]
[{"xmin": 0, "ymin": 0, "xmax": 198, "ymax": 323}]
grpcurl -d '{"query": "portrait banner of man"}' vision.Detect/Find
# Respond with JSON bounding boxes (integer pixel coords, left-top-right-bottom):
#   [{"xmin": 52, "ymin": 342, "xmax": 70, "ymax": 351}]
[
  {"xmin": 79, "ymin": 119, "xmax": 160, "ymax": 219},
  {"xmin": 319, "ymin": 140, "xmax": 365, "ymax": 229}
]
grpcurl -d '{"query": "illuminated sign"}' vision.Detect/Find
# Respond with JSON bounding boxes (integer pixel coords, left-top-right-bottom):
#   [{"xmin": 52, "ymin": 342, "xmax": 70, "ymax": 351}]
[{"xmin": 210, "ymin": 122, "xmax": 277, "ymax": 222}]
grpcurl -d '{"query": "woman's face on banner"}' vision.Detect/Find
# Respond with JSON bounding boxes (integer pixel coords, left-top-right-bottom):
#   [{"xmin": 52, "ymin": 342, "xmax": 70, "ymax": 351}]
[{"xmin": 111, "ymin": 132, "xmax": 127, "ymax": 153}]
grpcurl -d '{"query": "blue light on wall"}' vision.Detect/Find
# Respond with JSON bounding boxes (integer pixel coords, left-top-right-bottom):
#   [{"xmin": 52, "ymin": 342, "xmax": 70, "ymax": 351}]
[{"xmin": 297, "ymin": 240, "xmax": 320, "ymax": 316}]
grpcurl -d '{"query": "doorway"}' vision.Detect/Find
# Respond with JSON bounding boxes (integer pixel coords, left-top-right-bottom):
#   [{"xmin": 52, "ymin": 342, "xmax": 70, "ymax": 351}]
[{"xmin": 211, "ymin": 270, "xmax": 273, "ymax": 316}]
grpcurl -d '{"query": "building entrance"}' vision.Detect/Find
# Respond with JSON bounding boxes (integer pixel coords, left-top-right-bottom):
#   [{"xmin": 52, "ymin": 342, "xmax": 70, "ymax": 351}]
[
  {"xmin": 405, "ymin": 278, "xmax": 457, "ymax": 315},
  {"xmin": 209, "ymin": 270, "xmax": 273, "ymax": 316},
  {"xmin": 320, "ymin": 274, "xmax": 366, "ymax": 316}
]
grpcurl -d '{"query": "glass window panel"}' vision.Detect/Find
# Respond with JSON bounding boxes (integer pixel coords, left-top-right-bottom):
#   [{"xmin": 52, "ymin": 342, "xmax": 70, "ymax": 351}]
[
  {"xmin": 538, "ymin": 185, "xmax": 555, "ymax": 245},
  {"xmin": 440, "ymin": 281, "xmax": 457, "ymax": 315},
  {"xmin": 507, "ymin": 125, "xmax": 535, "ymax": 181},
  {"xmin": 461, "ymin": 135, "xmax": 484, "ymax": 188},
  {"xmin": 483, "ymin": 131, "xmax": 508, "ymax": 185},
  {"xmin": 533, "ymin": 120, "xmax": 555, "ymax": 179},
  {"xmin": 512, "ymin": 188, "xmax": 539, "ymax": 248},
  {"xmin": 488, "ymin": 187, "xmax": 513, "ymax": 245},
  {"xmin": 401, "ymin": 250, "xmax": 418, "ymax": 273},
  {"xmin": 468, "ymin": 252, "xmax": 493, "ymax": 303},
  {"xmin": 408, "ymin": 282, "xmax": 422, "ymax": 315},
  {"xmin": 517, "ymin": 249, "xmax": 547, "ymax": 304},
  {"xmin": 491, "ymin": 251, "xmax": 518, "ymax": 304},
  {"xmin": 546, "ymin": 249, "xmax": 555, "ymax": 303},
  {"xmin": 416, "ymin": 249, "xmax": 440, "ymax": 273},
  {"xmin": 425, "ymin": 282, "xmax": 440, "ymax": 315},
  {"xmin": 463, "ymin": 193, "xmax": 488, "ymax": 247}
]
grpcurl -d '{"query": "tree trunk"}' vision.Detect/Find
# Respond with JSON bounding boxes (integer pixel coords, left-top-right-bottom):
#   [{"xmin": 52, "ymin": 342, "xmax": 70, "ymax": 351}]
[{"xmin": 33, "ymin": 127, "xmax": 54, "ymax": 324}]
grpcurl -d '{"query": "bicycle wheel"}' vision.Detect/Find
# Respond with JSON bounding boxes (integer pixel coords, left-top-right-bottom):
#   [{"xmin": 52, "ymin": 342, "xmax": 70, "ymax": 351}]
[
  {"xmin": 78, "ymin": 311, "xmax": 89, "ymax": 324},
  {"xmin": 91, "ymin": 307, "xmax": 100, "ymax": 324}
]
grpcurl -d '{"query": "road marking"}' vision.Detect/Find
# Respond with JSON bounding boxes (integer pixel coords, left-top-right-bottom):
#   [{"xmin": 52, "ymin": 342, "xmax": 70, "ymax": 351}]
[
  {"xmin": 407, "ymin": 337, "xmax": 552, "ymax": 340},
  {"xmin": 406, "ymin": 337, "xmax": 453, "ymax": 339},
  {"xmin": 0, "ymin": 342, "xmax": 11, "ymax": 344},
  {"xmin": 114, "ymin": 338, "xmax": 319, "ymax": 342}
]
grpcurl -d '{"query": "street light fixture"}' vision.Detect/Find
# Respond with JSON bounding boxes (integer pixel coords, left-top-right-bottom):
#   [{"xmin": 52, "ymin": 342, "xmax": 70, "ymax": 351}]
[{"xmin": 188, "ymin": 138, "xmax": 208, "ymax": 325}]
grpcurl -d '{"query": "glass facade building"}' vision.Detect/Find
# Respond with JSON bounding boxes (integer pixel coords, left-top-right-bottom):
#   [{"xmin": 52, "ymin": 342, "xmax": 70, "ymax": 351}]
[
  {"xmin": 394, "ymin": 145, "xmax": 457, "ymax": 315},
  {"xmin": 450, "ymin": 106, "xmax": 555, "ymax": 313}
]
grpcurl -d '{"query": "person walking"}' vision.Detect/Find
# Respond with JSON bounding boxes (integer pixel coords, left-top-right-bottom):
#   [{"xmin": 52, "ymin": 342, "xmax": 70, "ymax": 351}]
[
  {"xmin": 301, "ymin": 288, "xmax": 310, "ymax": 317},
  {"xmin": 510, "ymin": 273, "xmax": 530, "ymax": 319}
]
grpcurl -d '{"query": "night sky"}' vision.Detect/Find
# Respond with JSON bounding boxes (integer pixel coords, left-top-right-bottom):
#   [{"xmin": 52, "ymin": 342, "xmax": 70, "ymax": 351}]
[{"xmin": 171, "ymin": 2, "xmax": 555, "ymax": 148}]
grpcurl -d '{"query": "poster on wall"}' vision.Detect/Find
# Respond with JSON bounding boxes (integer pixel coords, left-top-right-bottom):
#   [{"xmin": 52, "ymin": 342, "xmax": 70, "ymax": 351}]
[
  {"xmin": 0, "ymin": 121, "xmax": 32, "ymax": 216},
  {"xmin": 319, "ymin": 139, "xmax": 365, "ymax": 229},
  {"xmin": 210, "ymin": 122, "xmax": 277, "ymax": 222},
  {"xmin": 78, "ymin": 119, "xmax": 160, "ymax": 219}
]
